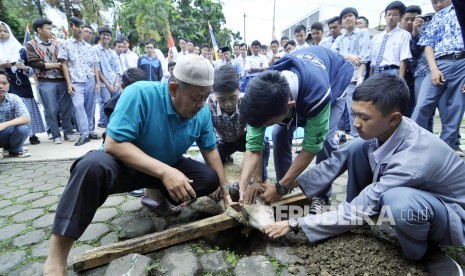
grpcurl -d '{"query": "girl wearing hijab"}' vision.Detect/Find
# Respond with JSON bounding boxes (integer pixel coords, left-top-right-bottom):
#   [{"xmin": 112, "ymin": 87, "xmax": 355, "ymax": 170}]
[{"xmin": 0, "ymin": 21, "xmax": 45, "ymax": 145}]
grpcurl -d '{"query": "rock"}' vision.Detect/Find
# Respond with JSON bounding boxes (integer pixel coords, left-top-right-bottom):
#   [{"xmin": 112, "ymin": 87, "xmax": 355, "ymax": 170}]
[
  {"xmin": 200, "ymin": 251, "xmax": 230, "ymax": 273},
  {"xmin": 119, "ymin": 199, "xmax": 143, "ymax": 212},
  {"xmin": 120, "ymin": 216, "xmax": 157, "ymax": 239},
  {"xmin": 12, "ymin": 208, "xmax": 44, "ymax": 222},
  {"xmin": 100, "ymin": 232, "xmax": 119, "ymax": 246},
  {"xmin": 93, "ymin": 208, "xmax": 118, "ymax": 222},
  {"xmin": 79, "ymin": 223, "xmax": 110, "ymax": 242},
  {"xmin": 281, "ymin": 265, "xmax": 306, "ymax": 276},
  {"xmin": 190, "ymin": 197, "xmax": 223, "ymax": 215},
  {"xmin": 101, "ymin": 196, "xmax": 125, "ymax": 207},
  {"xmin": 104, "ymin": 254, "xmax": 152, "ymax": 276},
  {"xmin": 75, "ymin": 264, "xmax": 108, "ymax": 276},
  {"xmin": 159, "ymin": 245, "xmax": 202, "ymax": 276},
  {"xmin": 0, "ymin": 205, "xmax": 26, "ymax": 216},
  {"xmin": 0, "ymin": 223, "xmax": 27, "ymax": 241},
  {"xmin": 10, "ymin": 261, "xmax": 44, "ymax": 276},
  {"xmin": 265, "ymin": 243, "xmax": 304, "ymax": 265},
  {"xmin": 31, "ymin": 196, "xmax": 59, "ymax": 208},
  {"xmin": 13, "ymin": 229, "xmax": 46, "ymax": 247},
  {"xmin": 0, "ymin": 251, "xmax": 27, "ymax": 274},
  {"xmin": 33, "ymin": 213, "xmax": 55, "ymax": 229},
  {"xmin": 15, "ymin": 192, "xmax": 44, "ymax": 203},
  {"xmin": 166, "ymin": 206, "xmax": 195, "ymax": 224},
  {"xmin": 234, "ymin": 255, "xmax": 276, "ymax": 276},
  {"xmin": 31, "ymin": 240, "xmax": 49, "ymax": 258}
]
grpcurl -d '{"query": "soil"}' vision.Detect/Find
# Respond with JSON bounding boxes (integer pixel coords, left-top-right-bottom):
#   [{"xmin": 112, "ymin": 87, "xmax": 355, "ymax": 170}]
[{"xmin": 290, "ymin": 229, "xmax": 428, "ymax": 276}]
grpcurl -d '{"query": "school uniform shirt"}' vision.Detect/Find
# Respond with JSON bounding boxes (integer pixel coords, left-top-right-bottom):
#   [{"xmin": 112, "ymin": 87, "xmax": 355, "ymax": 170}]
[
  {"xmin": 246, "ymin": 46, "xmax": 353, "ymax": 154},
  {"xmin": 369, "ymin": 26, "xmax": 412, "ymax": 67},
  {"xmin": 296, "ymin": 117, "xmax": 465, "ymax": 245},
  {"xmin": 295, "ymin": 42, "xmax": 310, "ymax": 50},
  {"xmin": 246, "ymin": 54, "xmax": 268, "ymax": 77}
]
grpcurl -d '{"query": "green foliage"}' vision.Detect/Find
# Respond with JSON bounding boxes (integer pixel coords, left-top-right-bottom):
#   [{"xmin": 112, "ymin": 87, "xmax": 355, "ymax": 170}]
[
  {"xmin": 266, "ymin": 255, "xmax": 282, "ymax": 273},
  {"xmin": 117, "ymin": 0, "xmax": 241, "ymax": 53},
  {"xmin": 2, "ymin": 0, "xmax": 42, "ymax": 40},
  {"xmin": 224, "ymin": 250, "xmax": 239, "ymax": 267}
]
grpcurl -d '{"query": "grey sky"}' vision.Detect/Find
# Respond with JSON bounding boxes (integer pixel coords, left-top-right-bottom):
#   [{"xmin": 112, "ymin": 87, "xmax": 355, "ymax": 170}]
[{"xmin": 222, "ymin": 0, "xmax": 434, "ymax": 44}]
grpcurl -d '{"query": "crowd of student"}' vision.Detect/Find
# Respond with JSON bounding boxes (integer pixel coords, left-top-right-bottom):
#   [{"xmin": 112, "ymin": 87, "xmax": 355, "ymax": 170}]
[{"xmin": 1, "ymin": 0, "xmax": 465, "ymax": 275}]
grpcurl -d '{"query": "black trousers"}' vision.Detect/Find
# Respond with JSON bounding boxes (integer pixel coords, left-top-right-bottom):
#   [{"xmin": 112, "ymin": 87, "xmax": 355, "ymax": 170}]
[{"xmin": 52, "ymin": 150, "xmax": 219, "ymax": 240}]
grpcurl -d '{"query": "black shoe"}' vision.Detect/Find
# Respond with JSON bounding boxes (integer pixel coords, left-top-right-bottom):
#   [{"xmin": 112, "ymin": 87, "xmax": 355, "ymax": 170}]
[
  {"xmin": 64, "ymin": 134, "xmax": 76, "ymax": 142},
  {"xmin": 74, "ymin": 136, "xmax": 90, "ymax": 146},
  {"xmin": 97, "ymin": 123, "xmax": 106, "ymax": 128},
  {"xmin": 128, "ymin": 189, "xmax": 145, "ymax": 197},
  {"xmin": 422, "ymin": 248, "xmax": 463, "ymax": 276},
  {"xmin": 88, "ymin": 132, "xmax": 101, "ymax": 140},
  {"xmin": 29, "ymin": 135, "xmax": 40, "ymax": 145}
]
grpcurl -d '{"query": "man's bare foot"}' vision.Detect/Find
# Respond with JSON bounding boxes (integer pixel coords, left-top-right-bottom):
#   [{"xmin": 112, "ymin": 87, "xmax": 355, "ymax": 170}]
[
  {"xmin": 43, "ymin": 234, "xmax": 74, "ymax": 276},
  {"xmin": 43, "ymin": 258, "xmax": 67, "ymax": 276}
]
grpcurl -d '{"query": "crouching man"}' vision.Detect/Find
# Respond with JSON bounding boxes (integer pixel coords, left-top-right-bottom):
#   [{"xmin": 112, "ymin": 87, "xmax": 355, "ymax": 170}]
[
  {"xmin": 43, "ymin": 55, "xmax": 234, "ymax": 275},
  {"xmin": 264, "ymin": 74, "xmax": 465, "ymax": 275}
]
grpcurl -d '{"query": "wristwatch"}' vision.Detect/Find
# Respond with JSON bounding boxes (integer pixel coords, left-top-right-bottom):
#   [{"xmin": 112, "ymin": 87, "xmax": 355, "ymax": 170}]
[
  {"xmin": 275, "ymin": 181, "xmax": 289, "ymax": 195},
  {"xmin": 288, "ymin": 218, "xmax": 299, "ymax": 234}
]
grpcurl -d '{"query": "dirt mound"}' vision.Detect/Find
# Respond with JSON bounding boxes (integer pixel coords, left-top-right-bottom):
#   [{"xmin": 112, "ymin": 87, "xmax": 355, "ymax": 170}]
[{"xmin": 290, "ymin": 229, "xmax": 427, "ymax": 276}]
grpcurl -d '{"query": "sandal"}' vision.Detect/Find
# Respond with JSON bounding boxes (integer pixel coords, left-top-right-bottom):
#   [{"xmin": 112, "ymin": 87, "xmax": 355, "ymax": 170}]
[{"xmin": 141, "ymin": 196, "xmax": 181, "ymax": 217}]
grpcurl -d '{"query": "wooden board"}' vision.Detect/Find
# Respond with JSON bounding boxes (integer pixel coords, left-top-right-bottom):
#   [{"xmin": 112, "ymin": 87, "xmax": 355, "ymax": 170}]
[{"xmin": 73, "ymin": 192, "xmax": 309, "ymax": 272}]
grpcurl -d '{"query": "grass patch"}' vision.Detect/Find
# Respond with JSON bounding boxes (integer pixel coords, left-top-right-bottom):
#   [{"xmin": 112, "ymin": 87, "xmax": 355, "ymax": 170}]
[
  {"xmin": 266, "ymin": 255, "xmax": 282, "ymax": 273},
  {"xmin": 224, "ymin": 250, "xmax": 239, "ymax": 267}
]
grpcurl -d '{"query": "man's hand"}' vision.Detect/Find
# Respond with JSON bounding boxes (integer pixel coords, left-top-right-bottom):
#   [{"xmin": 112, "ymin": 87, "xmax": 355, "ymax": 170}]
[
  {"xmin": 345, "ymin": 54, "xmax": 361, "ymax": 66},
  {"xmin": 412, "ymin": 17, "xmax": 424, "ymax": 37},
  {"xmin": 264, "ymin": 220, "xmax": 292, "ymax": 239},
  {"xmin": 162, "ymin": 167, "xmax": 196, "ymax": 202},
  {"xmin": 431, "ymin": 68, "xmax": 445, "ymax": 86},
  {"xmin": 259, "ymin": 183, "xmax": 282, "ymax": 203},
  {"xmin": 107, "ymin": 83, "xmax": 117, "ymax": 93},
  {"xmin": 95, "ymin": 84, "xmax": 101, "ymax": 94},
  {"xmin": 0, "ymin": 61, "xmax": 13, "ymax": 69},
  {"xmin": 356, "ymin": 76, "xmax": 364, "ymax": 87},
  {"xmin": 67, "ymin": 84, "xmax": 75, "ymax": 96},
  {"xmin": 244, "ymin": 181, "xmax": 265, "ymax": 205},
  {"xmin": 224, "ymin": 193, "xmax": 241, "ymax": 211},
  {"xmin": 462, "ymin": 83, "xmax": 465, "ymax": 93}
]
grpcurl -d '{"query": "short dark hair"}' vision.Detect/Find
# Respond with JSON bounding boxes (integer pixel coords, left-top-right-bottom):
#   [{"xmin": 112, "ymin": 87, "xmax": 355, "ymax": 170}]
[
  {"xmin": 168, "ymin": 61, "xmax": 176, "ymax": 67},
  {"xmin": 32, "ymin": 18, "xmax": 53, "ymax": 32},
  {"xmin": 284, "ymin": 40, "xmax": 296, "ymax": 48},
  {"xmin": 98, "ymin": 26, "xmax": 112, "ymax": 35},
  {"xmin": 270, "ymin": 40, "xmax": 279, "ymax": 46},
  {"xmin": 327, "ymin": 16, "xmax": 340, "ymax": 25},
  {"xmin": 91, "ymin": 35, "xmax": 100, "ymax": 45},
  {"xmin": 113, "ymin": 38, "xmax": 125, "ymax": 47},
  {"xmin": 358, "ymin": 16, "xmax": 369, "ymax": 26},
  {"xmin": 0, "ymin": 69, "xmax": 10, "ymax": 81},
  {"xmin": 240, "ymin": 71, "xmax": 290, "ymax": 127},
  {"xmin": 187, "ymin": 40, "xmax": 196, "ymax": 46},
  {"xmin": 353, "ymin": 74, "xmax": 410, "ymax": 116},
  {"xmin": 201, "ymin": 43, "xmax": 210, "ymax": 50},
  {"xmin": 122, "ymin": 67, "xmax": 147, "ymax": 87},
  {"xmin": 260, "ymin": 45, "xmax": 267, "ymax": 50},
  {"xmin": 294, "ymin": 24, "xmax": 306, "ymax": 34},
  {"xmin": 280, "ymin": 36, "xmax": 288, "ymax": 42},
  {"xmin": 69, "ymin": 16, "xmax": 84, "ymax": 27},
  {"xmin": 213, "ymin": 65, "xmax": 239, "ymax": 93},
  {"xmin": 251, "ymin": 40, "xmax": 261, "ymax": 47},
  {"xmin": 239, "ymin": 43, "xmax": 247, "ymax": 49},
  {"xmin": 83, "ymin": 25, "xmax": 93, "ymax": 31},
  {"xmin": 405, "ymin": 5, "xmax": 422, "ymax": 14},
  {"xmin": 340, "ymin": 7, "xmax": 359, "ymax": 21},
  {"xmin": 120, "ymin": 35, "xmax": 129, "ymax": 42},
  {"xmin": 385, "ymin": 1, "xmax": 406, "ymax": 15},
  {"xmin": 179, "ymin": 37, "xmax": 187, "ymax": 43},
  {"xmin": 144, "ymin": 39, "xmax": 156, "ymax": 47},
  {"xmin": 311, "ymin": 22, "xmax": 324, "ymax": 31}
]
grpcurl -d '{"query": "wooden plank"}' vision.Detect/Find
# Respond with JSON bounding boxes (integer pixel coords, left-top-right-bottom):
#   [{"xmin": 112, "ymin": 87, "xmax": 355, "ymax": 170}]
[{"xmin": 73, "ymin": 192, "xmax": 308, "ymax": 272}]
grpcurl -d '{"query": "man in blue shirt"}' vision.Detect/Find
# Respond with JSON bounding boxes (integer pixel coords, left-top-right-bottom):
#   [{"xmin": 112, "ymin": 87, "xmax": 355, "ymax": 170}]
[
  {"xmin": 237, "ymin": 47, "xmax": 353, "ymax": 214},
  {"xmin": 43, "ymin": 55, "xmax": 233, "ymax": 275},
  {"xmin": 412, "ymin": 0, "xmax": 465, "ymax": 155}
]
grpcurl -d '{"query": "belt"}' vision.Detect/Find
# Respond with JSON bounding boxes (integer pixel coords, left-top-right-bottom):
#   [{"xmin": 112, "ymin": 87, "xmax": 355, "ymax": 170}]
[
  {"xmin": 375, "ymin": 65, "xmax": 400, "ymax": 71},
  {"xmin": 437, "ymin": 52, "xmax": 465, "ymax": 61}
]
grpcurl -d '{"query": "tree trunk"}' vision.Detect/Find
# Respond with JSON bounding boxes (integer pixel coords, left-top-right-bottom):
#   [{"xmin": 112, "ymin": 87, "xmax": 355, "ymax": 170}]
[{"xmin": 33, "ymin": 0, "xmax": 44, "ymax": 17}]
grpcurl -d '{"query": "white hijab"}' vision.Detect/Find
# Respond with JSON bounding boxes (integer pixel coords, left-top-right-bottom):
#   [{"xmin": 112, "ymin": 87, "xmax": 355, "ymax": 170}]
[{"xmin": 0, "ymin": 21, "xmax": 22, "ymax": 63}]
